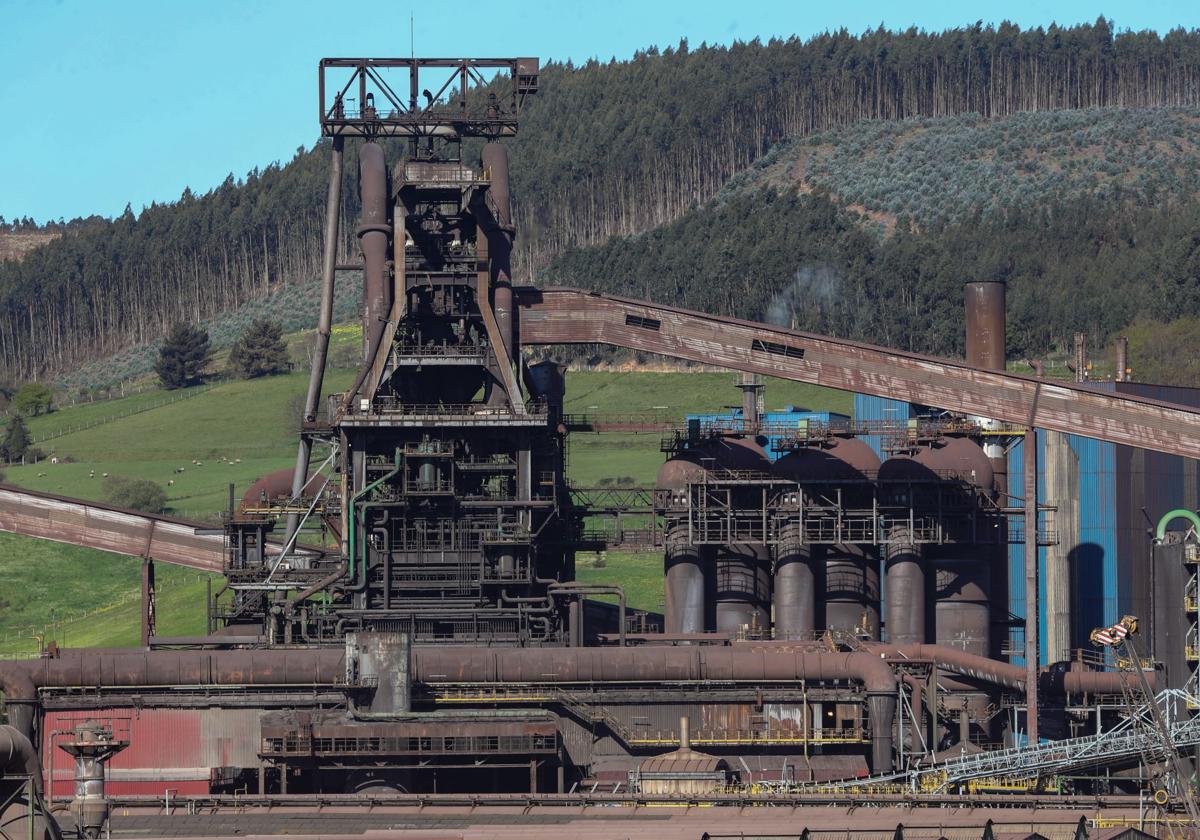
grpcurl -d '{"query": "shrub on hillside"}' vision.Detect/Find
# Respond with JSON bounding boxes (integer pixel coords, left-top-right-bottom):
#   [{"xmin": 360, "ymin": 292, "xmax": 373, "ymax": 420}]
[
  {"xmin": 13, "ymin": 382, "xmax": 52, "ymax": 416},
  {"xmin": 229, "ymin": 318, "xmax": 290, "ymax": 379},
  {"xmin": 156, "ymin": 323, "xmax": 212, "ymax": 390},
  {"xmin": 103, "ymin": 476, "xmax": 168, "ymax": 513},
  {"xmin": 0, "ymin": 415, "xmax": 30, "ymax": 462}
]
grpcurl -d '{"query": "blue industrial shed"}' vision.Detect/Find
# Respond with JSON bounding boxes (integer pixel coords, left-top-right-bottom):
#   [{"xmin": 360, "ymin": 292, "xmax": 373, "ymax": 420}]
[{"xmin": 855, "ymin": 385, "xmax": 1200, "ymax": 664}]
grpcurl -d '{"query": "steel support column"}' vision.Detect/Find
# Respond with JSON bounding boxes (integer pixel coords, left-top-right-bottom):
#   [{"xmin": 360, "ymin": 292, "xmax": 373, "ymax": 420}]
[
  {"xmin": 286, "ymin": 135, "xmax": 344, "ymax": 545},
  {"xmin": 1024, "ymin": 426, "xmax": 1039, "ymax": 745}
]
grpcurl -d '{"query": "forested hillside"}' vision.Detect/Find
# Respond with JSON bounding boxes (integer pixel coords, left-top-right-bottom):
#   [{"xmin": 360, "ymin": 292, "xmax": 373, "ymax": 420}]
[
  {"xmin": 546, "ymin": 187, "xmax": 1200, "ymax": 366},
  {"xmin": 5, "ymin": 19, "xmax": 1200, "ymax": 382},
  {"xmin": 730, "ymin": 107, "xmax": 1200, "ymax": 227}
]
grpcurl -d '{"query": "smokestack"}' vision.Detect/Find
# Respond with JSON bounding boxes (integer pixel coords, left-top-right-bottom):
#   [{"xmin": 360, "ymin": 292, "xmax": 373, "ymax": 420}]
[
  {"xmin": 678, "ymin": 716, "xmax": 690, "ymax": 750},
  {"xmin": 964, "ymin": 281, "xmax": 1006, "ymax": 371},
  {"xmin": 1116, "ymin": 336, "xmax": 1129, "ymax": 382},
  {"xmin": 737, "ymin": 372, "xmax": 762, "ymax": 433},
  {"xmin": 1073, "ymin": 332, "xmax": 1088, "ymax": 383}
]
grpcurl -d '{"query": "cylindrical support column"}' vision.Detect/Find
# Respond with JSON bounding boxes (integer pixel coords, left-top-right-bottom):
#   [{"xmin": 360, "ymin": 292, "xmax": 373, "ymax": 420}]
[
  {"xmin": 1023, "ymin": 427, "xmax": 1040, "ymax": 744},
  {"xmin": 664, "ymin": 526, "xmax": 707, "ymax": 634},
  {"xmin": 824, "ymin": 544, "xmax": 880, "ymax": 638},
  {"xmin": 285, "ymin": 136, "xmax": 343, "ymax": 545},
  {"xmin": 715, "ymin": 544, "xmax": 771, "ymax": 634},
  {"xmin": 885, "ymin": 531, "xmax": 925, "ymax": 645},
  {"xmin": 773, "ymin": 526, "xmax": 817, "ymax": 639},
  {"xmin": 358, "ymin": 141, "xmax": 390, "ymax": 364}
]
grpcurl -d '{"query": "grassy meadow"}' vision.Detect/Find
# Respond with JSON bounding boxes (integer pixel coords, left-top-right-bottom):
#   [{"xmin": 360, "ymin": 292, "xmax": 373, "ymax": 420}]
[{"xmin": 0, "ymin": 340, "xmax": 850, "ymax": 649}]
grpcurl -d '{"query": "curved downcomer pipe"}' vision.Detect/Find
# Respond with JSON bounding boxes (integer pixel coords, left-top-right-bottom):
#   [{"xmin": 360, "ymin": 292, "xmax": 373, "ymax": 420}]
[
  {"xmin": 358, "ymin": 141, "xmax": 391, "ymax": 367},
  {"xmin": 0, "ymin": 724, "xmax": 42, "ymax": 792}
]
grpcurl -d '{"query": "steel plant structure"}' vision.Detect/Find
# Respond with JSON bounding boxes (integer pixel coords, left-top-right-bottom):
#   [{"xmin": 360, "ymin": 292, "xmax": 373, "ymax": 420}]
[{"xmin": 3, "ymin": 57, "xmax": 1200, "ymax": 839}]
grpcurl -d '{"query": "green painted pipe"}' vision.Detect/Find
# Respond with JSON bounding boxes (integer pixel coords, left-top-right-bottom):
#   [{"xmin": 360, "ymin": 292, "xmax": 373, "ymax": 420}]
[
  {"xmin": 1155, "ymin": 508, "xmax": 1200, "ymax": 542},
  {"xmin": 348, "ymin": 448, "xmax": 402, "ymax": 579}
]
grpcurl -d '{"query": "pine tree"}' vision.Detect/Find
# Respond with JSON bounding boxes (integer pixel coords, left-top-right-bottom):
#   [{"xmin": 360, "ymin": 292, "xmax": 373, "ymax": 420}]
[
  {"xmin": 229, "ymin": 318, "xmax": 290, "ymax": 379},
  {"xmin": 155, "ymin": 323, "xmax": 212, "ymax": 390},
  {"xmin": 0, "ymin": 414, "xmax": 30, "ymax": 462}
]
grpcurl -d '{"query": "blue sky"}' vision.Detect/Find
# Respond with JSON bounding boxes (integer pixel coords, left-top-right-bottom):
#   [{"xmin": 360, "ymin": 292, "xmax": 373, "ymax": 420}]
[{"xmin": 2, "ymin": 0, "xmax": 1199, "ymax": 223}]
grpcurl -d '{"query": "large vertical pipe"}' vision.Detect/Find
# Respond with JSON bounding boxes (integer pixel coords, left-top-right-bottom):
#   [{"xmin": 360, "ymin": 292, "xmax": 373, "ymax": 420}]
[
  {"xmin": 1024, "ymin": 427, "xmax": 1039, "ymax": 744},
  {"xmin": 868, "ymin": 694, "xmax": 897, "ymax": 773},
  {"xmin": 664, "ymin": 525, "xmax": 707, "ymax": 634},
  {"xmin": 1116, "ymin": 336, "xmax": 1129, "ymax": 382},
  {"xmin": 773, "ymin": 525, "xmax": 817, "ymax": 639},
  {"xmin": 884, "ymin": 529, "xmax": 925, "ymax": 645},
  {"xmin": 965, "ymin": 279, "xmax": 1007, "ymax": 661},
  {"xmin": 358, "ymin": 141, "xmax": 390, "ymax": 364},
  {"xmin": 285, "ymin": 136, "xmax": 344, "ymax": 546}
]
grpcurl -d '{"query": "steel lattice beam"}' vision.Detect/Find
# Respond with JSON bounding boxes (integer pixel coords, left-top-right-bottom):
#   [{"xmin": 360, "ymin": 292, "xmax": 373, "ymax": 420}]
[{"xmin": 517, "ymin": 287, "xmax": 1200, "ymax": 459}]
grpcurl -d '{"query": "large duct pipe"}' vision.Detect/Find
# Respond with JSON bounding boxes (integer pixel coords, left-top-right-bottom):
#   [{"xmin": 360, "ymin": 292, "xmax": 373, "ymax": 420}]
[
  {"xmin": 0, "ymin": 724, "xmax": 59, "ymax": 840},
  {"xmin": 411, "ymin": 645, "xmax": 898, "ymax": 771},
  {"xmin": 773, "ymin": 525, "xmax": 817, "ymax": 639},
  {"xmin": 869, "ymin": 643, "xmax": 1151, "ymax": 696},
  {"xmin": 665, "ymin": 528, "xmax": 708, "ymax": 634},
  {"xmin": 884, "ymin": 530, "xmax": 925, "ymax": 645},
  {"xmin": 285, "ymin": 136, "xmax": 344, "ymax": 545},
  {"xmin": 0, "ymin": 650, "xmax": 347, "ymax": 742},
  {"xmin": 358, "ymin": 141, "xmax": 390, "ymax": 365},
  {"xmin": 0, "ymin": 724, "xmax": 43, "ymax": 791}
]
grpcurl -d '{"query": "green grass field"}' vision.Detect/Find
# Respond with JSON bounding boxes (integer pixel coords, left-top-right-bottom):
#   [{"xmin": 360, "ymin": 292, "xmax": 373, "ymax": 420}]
[{"xmin": 0, "ymin": 354, "xmax": 851, "ymax": 648}]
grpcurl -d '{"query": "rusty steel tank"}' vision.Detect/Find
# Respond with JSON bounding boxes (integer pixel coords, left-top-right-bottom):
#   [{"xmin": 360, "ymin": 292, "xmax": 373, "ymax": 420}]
[
  {"xmin": 916, "ymin": 437, "xmax": 994, "ymax": 658},
  {"xmin": 659, "ymin": 437, "xmax": 772, "ymax": 634},
  {"xmin": 772, "ymin": 438, "xmax": 880, "ymax": 639},
  {"xmin": 877, "ymin": 452, "xmax": 934, "ymax": 645},
  {"xmin": 710, "ymin": 438, "xmax": 773, "ymax": 634},
  {"xmin": 659, "ymin": 451, "xmax": 711, "ymax": 634}
]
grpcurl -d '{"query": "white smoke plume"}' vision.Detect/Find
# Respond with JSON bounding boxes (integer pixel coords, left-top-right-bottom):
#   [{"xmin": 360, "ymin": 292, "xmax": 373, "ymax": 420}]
[{"xmin": 766, "ymin": 266, "xmax": 842, "ymax": 328}]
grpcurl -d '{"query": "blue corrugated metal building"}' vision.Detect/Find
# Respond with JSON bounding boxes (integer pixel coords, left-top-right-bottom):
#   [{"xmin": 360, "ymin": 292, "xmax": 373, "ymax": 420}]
[
  {"xmin": 855, "ymin": 386, "xmax": 1200, "ymax": 664},
  {"xmin": 686, "ymin": 408, "xmax": 850, "ymax": 461}
]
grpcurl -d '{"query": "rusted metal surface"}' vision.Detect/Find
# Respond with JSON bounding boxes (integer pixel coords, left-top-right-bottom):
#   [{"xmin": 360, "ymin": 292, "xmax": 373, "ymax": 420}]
[
  {"xmin": 964, "ymin": 281, "xmax": 1006, "ymax": 372},
  {"xmin": 260, "ymin": 713, "xmax": 558, "ymax": 758},
  {"xmin": 516, "ymin": 287, "xmax": 1200, "ymax": 458},
  {"xmin": 0, "ymin": 484, "xmax": 224, "ymax": 572},
  {"xmin": 319, "ymin": 58, "xmax": 538, "ymax": 140}
]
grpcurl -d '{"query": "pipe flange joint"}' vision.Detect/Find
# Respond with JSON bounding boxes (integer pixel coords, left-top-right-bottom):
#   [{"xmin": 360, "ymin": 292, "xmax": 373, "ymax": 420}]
[{"xmin": 356, "ymin": 223, "xmax": 391, "ymax": 238}]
